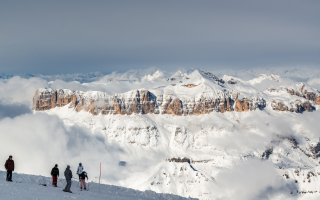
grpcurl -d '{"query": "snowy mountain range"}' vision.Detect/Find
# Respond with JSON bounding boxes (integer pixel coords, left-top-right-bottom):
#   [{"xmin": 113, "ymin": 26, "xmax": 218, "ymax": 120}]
[
  {"xmin": 1, "ymin": 66, "xmax": 320, "ymax": 200},
  {"xmin": 33, "ymin": 69, "xmax": 320, "ymax": 115},
  {"xmin": 1, "ymin": 65, "xmax": 320, "ymax": 82}
]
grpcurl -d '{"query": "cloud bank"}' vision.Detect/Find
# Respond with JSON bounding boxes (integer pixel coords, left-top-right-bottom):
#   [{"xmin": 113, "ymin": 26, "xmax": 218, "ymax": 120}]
[
  {"xmin": 0, "ymin": 72, "xmax": 319, "ymax": 199},
  {"xmin": 216, "ymin": 159, "xmax": 297, "ymax": 200}
]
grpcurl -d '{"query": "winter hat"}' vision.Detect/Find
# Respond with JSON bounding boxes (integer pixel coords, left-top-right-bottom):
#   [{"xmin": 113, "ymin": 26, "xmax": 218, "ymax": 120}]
[
  {"xmin": 55, "ymin": 164, "xmax": 58, "ymax": 167},
  {"xmin": 9, "ymin": 155, "xmax": 12, "ymax": 158},
  {"xmin": 67, "ymin": 165, "xmax": 70, "ymax": 168},
  {"xmin": 79, "ymin": 163, "xmax": 82, "ymax": 166}
]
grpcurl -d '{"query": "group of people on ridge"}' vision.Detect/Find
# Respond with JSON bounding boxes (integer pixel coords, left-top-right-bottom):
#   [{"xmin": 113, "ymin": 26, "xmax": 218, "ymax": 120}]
[
  {"xmin": 4, "ymin": 156, "xmax": 88, "ymax": 194},
  {"xmin": 51, "ymin": 162, "xmax": 88, "ymax": 193}
]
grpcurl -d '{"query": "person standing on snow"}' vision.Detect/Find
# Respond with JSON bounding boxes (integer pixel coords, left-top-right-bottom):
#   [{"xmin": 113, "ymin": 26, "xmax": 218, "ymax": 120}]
[
  {"xmin": 79, "ymin": 171, "xmax": 88, "ymax": 191},
  {"xmin": 4, "ymin": 155, "xmax": 14, "ymax": 182},
  {"xmin": 51, "ymin": 164, "xmax": 59, "ymax": 187},
  {"xmin": 63, "ymin": 165, "xmax": 73, "ymax": 193},
  {"xmin": 77, "ymin": 163, "xmax": 84, "ymax": 179}
]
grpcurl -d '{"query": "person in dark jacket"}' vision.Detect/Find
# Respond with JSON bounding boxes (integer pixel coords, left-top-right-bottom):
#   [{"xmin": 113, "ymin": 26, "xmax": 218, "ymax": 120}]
[
  {"xmin": 4, "ymin": 155, "xmax": 14, "ymax": 182},
  {"xmin": 63, "ymin": 165, "xmax": 73, "ymax": 193},
  {"xmin": 51, "ymin": 164, "xmax": 59, "ymax": 187},
  {"xmin": 79, "ymin": 171, "xmax": 88, "ymax": 191}
]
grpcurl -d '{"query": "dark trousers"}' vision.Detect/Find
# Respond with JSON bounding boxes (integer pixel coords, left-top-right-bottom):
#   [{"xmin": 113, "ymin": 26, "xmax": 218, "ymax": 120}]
[
  {"xmin": 64, "ymin": 180, "xmax": 72, "ymax": 192},
  {"xmin": 52, "ymin": 175, "xmax": 58, "ymax": 186},
  {"xmin": 6, "ymin": 170, "xmax": 12, "ymax": 181}
]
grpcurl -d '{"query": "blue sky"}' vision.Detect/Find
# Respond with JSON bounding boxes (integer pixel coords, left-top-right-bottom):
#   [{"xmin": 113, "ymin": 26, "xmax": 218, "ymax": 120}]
[{"xmin": 0, "ymin": 0, "xmax": 319, "ymax": 74}]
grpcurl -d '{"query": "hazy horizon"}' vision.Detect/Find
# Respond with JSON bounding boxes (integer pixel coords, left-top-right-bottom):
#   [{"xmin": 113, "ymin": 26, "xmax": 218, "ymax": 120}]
[{"xmin": 1, "ymin": 0, "xmax": 319, "ymax": 74}]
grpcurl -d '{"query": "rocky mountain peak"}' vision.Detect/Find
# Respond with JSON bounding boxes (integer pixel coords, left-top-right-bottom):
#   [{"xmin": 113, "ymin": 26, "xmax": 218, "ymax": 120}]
[{"xmin": 32, "ymin": 69, "xmax": 320, "ymax": 115}]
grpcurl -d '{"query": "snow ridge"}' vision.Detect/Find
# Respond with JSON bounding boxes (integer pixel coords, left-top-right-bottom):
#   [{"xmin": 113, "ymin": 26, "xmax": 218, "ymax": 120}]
[{"xmin": 0, "ymin": 171, "xmax": 196, "ymax": 200}]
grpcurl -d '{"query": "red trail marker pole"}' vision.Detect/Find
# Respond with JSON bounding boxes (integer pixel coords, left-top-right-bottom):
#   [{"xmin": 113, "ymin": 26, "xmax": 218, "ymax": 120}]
[{"xmin": 99, "ymin": 163, "xmax": 101, "ymax": 184}]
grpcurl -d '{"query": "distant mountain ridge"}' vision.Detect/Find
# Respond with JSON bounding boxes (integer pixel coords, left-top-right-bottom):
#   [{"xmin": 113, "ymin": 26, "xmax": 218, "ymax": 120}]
[
  {"xmin": 33, "ymin": 69, "xmax": 320, "ymax": 116},
  {"xmin": 211, "ymin": 66, "xmax": 320, "ymax": 81},
  {"xmin": 2, "ymin": 66, "xmax": 320, "ymax": 83}
]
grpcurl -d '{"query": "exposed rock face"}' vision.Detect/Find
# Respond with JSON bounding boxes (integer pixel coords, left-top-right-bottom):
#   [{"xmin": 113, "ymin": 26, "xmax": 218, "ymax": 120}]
[
  {"xmin": 201, "ymin": 71, "xmax": 225, "ymax": 84},
  {"xmin": 270, "ymin": 75, "xmax": 280, "ymax": 82},
  {"xmin": 234, "ymin": 99, "xmax": 249, "ymax": 112},
  {"xmin": 266, "ymin": 83, "xmax": 320, "ymax": 113},
  {"xmin": 272, "ymin": 101, "xmax": 289, "ymax": 112},
  {"xmin": 271, "ymin": 100, "xmax": 314, "ymax": 113},
  {"xmin": 174, "ymin": 127, "xmax": 188, "ymax": 147},
  {"xmin": 33, "ymin": 88, "xmax": 267, "ymax": 115},
  {"xmin": 285, "ymin": 84, "xmax": 320, "ymax": 106},
  {"xmin": 227, "ymin": 79, "xmax": 237, "ymax": 84},
  {"xmin": 234, "ymin": 98, "xmax": 265, "ymax": 112},
  {"xmin": 33, "ymin": 89, "xmax": 77, "ymax": 111},
  {"xmin": 183, "ymin": 84, "xmax": 198, "ymax": 88},
  {"xmin": 262, "ymin": 148, "xmax": 273, "ymax": 159},
  {"xmin": 311, "ymin": 142, "xmax": 320, "ymax": 158},
  {"xmin": 33, "ymin": 78, "xmax": 320, "ymax": 115},
  {"xmin": 167, "ymin": 157, "xmax": 190, "ymax": 163}
]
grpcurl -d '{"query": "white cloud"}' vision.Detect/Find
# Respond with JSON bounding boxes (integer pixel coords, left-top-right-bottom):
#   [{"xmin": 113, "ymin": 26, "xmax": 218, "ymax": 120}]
[
  {"xmin": 0, "ymin": 113, "xmax": 127, "ymax": 184},
  {"xmin": 0, "ymin": 76, "xmax": 48, "ymax": 105},
  {"xmin": 215, "ymin": 159, "xmax": 297, "ymax": 200},
  {"xmin": 308, "ymin": 78, "xmax": 320, "ymax": 90}
]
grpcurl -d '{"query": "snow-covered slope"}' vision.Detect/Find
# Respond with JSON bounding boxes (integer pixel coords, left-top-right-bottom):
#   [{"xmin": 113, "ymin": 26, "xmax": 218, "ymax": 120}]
[
  {"xmin": 41, "ymin": 101, "xmax": 320, "ymax": 199},
  {"xmin": 0, "ymin": 171, "xmax": 195, "ymax": 200}
]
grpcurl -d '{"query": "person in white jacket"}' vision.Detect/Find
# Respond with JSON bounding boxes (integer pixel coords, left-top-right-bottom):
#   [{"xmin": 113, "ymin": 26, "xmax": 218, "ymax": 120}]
[{"xmin": 77, "ymin": 163, "xmax": 84, "ymax": 180}]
